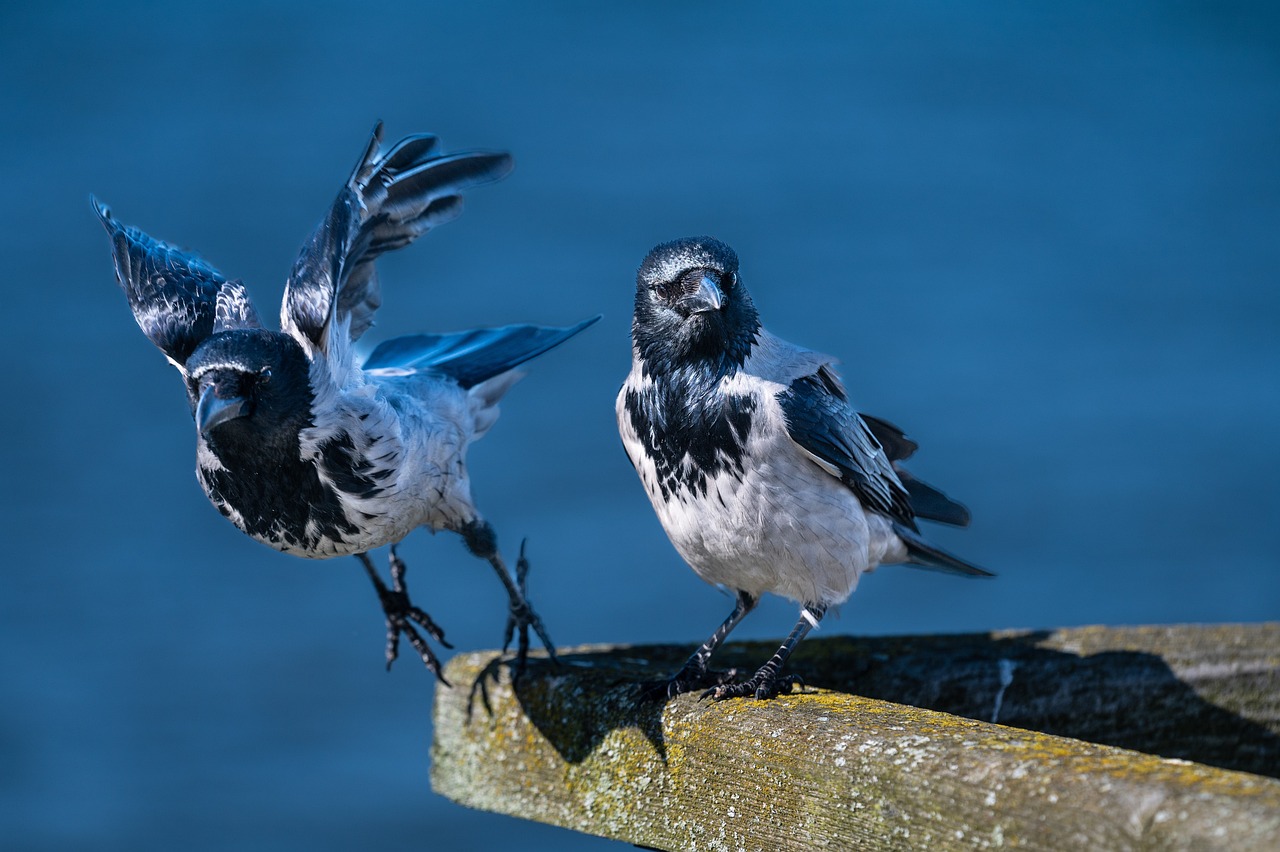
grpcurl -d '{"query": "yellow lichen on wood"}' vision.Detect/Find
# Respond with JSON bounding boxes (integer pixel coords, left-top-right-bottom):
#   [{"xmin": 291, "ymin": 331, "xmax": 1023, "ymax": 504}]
[{"xmin": 431, "ymin": 626, "xmax": 1280, "ymax": 851}]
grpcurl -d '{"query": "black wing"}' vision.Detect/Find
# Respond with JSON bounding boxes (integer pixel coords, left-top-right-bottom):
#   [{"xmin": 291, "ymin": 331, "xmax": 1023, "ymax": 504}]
[
  {"xmin": 94, "ymin": 197, "xmax": 260, "ymax": 367},
  {"xmin": 213, "ymin": 279, "xmax": 263, "ymax": 334},
  {"xmin": 283, "ymin": 122, "xmax": 514, "ymax": 354},
  {"xmin": 780, "ymin": 370, "xmax": 991, "ymax": 577},
  {"xmin": 363, "ymin": 316, "xmax": 600, "ymax": 389},
  {"xmin": 778, "ymin": 365, "xmax": 917, "ymax": 530},
  {"xmin": 859, "ymin": 413, "xmax": 917, "ymax": 462},
  {"xmin": 861, "ymin": 413, "xmax": 971, "ymax": 527}
]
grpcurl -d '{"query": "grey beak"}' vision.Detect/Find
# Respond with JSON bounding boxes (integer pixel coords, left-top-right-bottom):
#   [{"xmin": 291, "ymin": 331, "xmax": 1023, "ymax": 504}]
[
  {"xmin": 684, "ymin": 274, "xmax": 724, "ymax": 314},
  {"xmin": 196, "ymin": 384, "xmax": 247, "ymax": 435}
]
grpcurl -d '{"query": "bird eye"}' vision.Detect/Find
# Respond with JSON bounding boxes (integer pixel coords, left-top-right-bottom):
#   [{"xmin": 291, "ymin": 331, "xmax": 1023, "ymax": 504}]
[
  {"xmin": 652, "ymin": 279, "xmax": 679, "ymax": 302},
  {"xmin": 724, "ymin": 271, "xmax": 738, "ymax": 290},
  {"xmin": 259, "ymin": 367, "xmax": 272, "ymax": 380}
]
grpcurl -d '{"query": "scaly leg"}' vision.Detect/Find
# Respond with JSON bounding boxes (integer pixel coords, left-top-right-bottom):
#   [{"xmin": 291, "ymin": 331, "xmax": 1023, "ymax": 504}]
[
  {"xmin": 460, "ymin": 520, "xmax": 557, "ymax": 675},
  {"xmin": 645, "ymin": 590, "xmax": 758, "ymax": 701},
  {"xmin": 703, "ymin": 603, "xmax": 827, "ymax": 701}
]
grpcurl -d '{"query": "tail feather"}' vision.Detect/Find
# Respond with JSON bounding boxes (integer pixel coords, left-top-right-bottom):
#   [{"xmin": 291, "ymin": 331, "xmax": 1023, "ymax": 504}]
[
  {"xmin": 860, "ymin": 413, "xmax": 918, "ymax": 462},
  {"xmin": 468, "ymin": 371, "xmax": 524, "ymax": 439},
  {"xmin": 893, "ymin": 523, "xmax": 993, "ymax": 578},
  {"xmin": 861, "ymin": 412, "xmax": 971, "ymax": 527},
  {"xmin": 898, "ymin": 470, "xmax": 971, "ymax": 527}
]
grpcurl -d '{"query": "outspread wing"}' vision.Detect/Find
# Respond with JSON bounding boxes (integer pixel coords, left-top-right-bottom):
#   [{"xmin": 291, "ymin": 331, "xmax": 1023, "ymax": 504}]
[
  {"xmin": 777, "ymin": 364, "xmax": 917, "ymax": 530},
  {"xmin": 282, "ymin": 122, "xmax": 514, "ymax": 358},
  {"xmin": 363, "ymin": 316, "xmax": 600, "ymax": 389},
  {"xmin": 213, "ymin": 279, "xmax": 263, "ymax": 334},
  {"xmin": 94, "ymin": 197, "xmax": 260, "ymax": 369}
]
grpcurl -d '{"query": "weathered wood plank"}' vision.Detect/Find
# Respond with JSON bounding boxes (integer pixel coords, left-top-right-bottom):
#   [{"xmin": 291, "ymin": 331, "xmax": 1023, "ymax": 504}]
[
  {"xmin": 734, "ymin": 622, "xmax": 1280, "ymax": 777},
  {"xmin": 431, "ymin": 624, "xmax": 1280, "ymax": 850}
]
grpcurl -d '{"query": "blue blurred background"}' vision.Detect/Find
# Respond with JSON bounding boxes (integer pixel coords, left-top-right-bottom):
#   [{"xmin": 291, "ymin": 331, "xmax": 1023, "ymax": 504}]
[{"xmin": 2, "ymin": 2, "xmax": 1277, "ymax": 849}]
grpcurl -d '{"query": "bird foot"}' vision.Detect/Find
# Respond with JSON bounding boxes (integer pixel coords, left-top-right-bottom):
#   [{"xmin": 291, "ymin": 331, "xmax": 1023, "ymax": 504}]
[
  {"xmin": 636, "ymin": 664, "xmax": 742, "ymax": 703},
  {"xmin": 500, "ymin": 539, "xmax": 557, "ymax": 679},
  {"xmin": 360, "ymin": 548, "xmax": 453, "ymax": 684},
  {"xmin": 701, "ymin": 667, "xmax": 804, "ymax": 701}
]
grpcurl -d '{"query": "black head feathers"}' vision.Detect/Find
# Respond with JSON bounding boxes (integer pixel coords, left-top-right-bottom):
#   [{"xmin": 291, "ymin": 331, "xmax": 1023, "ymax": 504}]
[{"xmin": 632, "ymin": 236, "xmax": 758, "ymax": 375}]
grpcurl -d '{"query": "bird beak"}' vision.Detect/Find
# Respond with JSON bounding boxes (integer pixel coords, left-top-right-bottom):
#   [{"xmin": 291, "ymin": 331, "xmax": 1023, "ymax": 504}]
[
  {"xmin": 196, "ymin": 384, "xmax": 247, "ymax": 435},
  {"xmin": 684, "ymin": 274, "xmax": 724, "ymax": 315}
]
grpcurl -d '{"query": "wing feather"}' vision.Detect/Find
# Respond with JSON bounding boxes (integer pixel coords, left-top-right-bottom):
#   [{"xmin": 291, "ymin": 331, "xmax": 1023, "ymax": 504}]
[
  {"xmin": 363, "ymin": 316, "xmax": 600, "ymax": 388},
  {"xmin": 94, "ymin": 197, "xmax": 261, "ymax": 368},
  {"xmin": 861, "ymin": 413, "xmax": 971, "ymax": 526},
  {"xmin": 213, "ymin": 280, "xmax": 263, "ymax": 334},
  {"xmin": 777, "ymin": 365, "xmax": 917, "ymax": 529},
  {"xmin": 282, "ymin": 123, "xmax": 514, "ymax": 356}
]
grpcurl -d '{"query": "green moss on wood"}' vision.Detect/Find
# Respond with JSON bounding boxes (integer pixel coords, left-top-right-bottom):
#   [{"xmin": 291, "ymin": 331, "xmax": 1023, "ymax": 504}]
[{"xmin": 432, "ymin": 625, "xmax": 1280, "ymax": 851}]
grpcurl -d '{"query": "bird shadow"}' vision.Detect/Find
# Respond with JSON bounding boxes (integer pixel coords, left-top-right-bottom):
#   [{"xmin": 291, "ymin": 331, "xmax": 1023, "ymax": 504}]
[
  {"xmin": 465, "ymin": 648, "xmax": 674, "ymax": 762},
  {"xmin": 461, "ymin": 630, "xmax": 1280, "ymax": 779}
]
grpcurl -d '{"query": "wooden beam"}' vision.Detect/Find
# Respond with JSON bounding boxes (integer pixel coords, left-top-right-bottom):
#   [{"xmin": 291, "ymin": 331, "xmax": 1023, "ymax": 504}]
[{"xmin": 431, "ymin": 623, "xmax": 1280, "ymax": 851}]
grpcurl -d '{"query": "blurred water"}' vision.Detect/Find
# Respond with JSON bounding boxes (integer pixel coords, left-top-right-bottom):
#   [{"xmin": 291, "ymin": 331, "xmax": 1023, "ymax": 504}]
[{"xmin": 2, "ymin": 2, "xmax": 1277, "ymax": 849}]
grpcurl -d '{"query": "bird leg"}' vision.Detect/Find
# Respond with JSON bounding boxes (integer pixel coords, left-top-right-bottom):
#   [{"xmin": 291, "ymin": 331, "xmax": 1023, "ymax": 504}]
[
  {"xmin": 703, "ymin": 603, "xmax": 827, "ymax": 701},
  {"xmin": 646, "ymin": 590, "xmax": 758, "ymax": 701},
  {"xmin": 460, "ymin": 519, "xmax": 557, "ymax": 675},
  {"xmin": 358, "ymin": 547, "xmax": 453, "ymax": 684}
]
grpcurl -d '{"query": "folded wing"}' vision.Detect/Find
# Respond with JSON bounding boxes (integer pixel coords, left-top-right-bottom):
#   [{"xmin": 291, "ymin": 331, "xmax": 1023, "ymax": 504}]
[
  {"xmin": 778, "ymin": 365, "xmax": 992, "ymax": 577},
  {"xmin": 778, "ymin": 366, "xmax": 916, "ymax": 529},
  {"xmin": 860, "ymin": 413, "xmax": 971, "ymax": 527}
]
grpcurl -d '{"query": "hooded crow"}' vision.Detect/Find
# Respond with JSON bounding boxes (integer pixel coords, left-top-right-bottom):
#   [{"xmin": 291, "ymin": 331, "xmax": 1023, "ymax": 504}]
[
  {"xmin": 618, "ymin": 236, "xmax": 990, "ymax": 700},
  {"xmin": 97, "ymin": 123, "xmax": 598, "ymax": 681}
]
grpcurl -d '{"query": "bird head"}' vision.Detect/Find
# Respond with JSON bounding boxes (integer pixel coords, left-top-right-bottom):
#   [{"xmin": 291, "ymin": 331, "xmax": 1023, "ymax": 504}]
[
  {"xmin": 632, "ymin": 236, "xmax": 759, "ymax": 373},
  {"xmin": 184, "ymin": 330, "xmax": 313, "ymax": 441}
]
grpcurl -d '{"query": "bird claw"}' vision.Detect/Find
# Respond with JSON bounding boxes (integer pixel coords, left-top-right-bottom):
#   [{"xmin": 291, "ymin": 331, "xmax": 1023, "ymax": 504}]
[
  {"xmin": 635, "ymin": 665, "xmax": 741, "ymax": 704},
  {"xmin": 382, "ymin": 611, "xmax": 451, "ymax": 686},
  {"xmin": 701, "ymin": 668, "xmax": 804, "ymax": 701},
  {"xmin": 360, "ymin": 549, "xmax": 452, "ymax": 685}
]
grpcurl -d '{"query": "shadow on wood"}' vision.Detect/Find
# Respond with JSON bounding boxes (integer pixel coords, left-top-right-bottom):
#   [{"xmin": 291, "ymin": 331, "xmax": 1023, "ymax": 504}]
[
  {"xmin": 470, "ymin": 624, "xmax": 1280, "ymax": 778},
  {"xmin": 434, "ymin": 624, "xmax": 1280, "ymax": 850}
]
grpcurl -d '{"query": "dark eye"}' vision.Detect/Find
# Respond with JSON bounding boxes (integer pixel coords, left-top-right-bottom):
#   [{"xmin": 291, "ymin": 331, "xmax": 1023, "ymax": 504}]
[
  {"xmin": 724, "ymin": 271, "xmax": 738, "ymax": 290},
  {"xmin": 259, "ymin": 367, "xmax": 272, "ymax": 381},
  {"xmin": 652, "ymin": 278, "xmax": 680, "ymax": 302}
]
